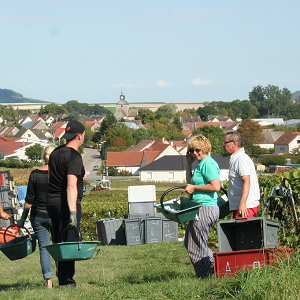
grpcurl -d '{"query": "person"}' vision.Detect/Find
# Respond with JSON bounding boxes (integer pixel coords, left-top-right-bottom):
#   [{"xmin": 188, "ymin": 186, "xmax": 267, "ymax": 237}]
[
  {"xmin": 183, "ymin": 134, "xmax": 221, "ymax": 279},
  {"xmin": 223, "ymin": 131, "xmax": 260, "ymax": 218},
  {"xmin": 0, "ymin": 202, "xmax": 11, "ymax": 220},
  {"xmin": 17, "ymin": 145, "xmax": 56, "ymax": 288},
  {"xmin": 47, "ymin": 121, "xmax": 85, "ymax": 288}
]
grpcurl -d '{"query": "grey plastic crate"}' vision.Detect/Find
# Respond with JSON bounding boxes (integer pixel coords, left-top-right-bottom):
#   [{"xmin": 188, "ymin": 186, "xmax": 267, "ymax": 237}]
[
  {"xmin": 144, "ymin": 217, "xmax": 163, "ymax": 243},
  {"xmin": 217, "ymin": 217, "xmax": 279, "ymax": 252},
  {"xmin": 96, "ymin": 218, "xmax": 125, "ymax": 245},
  {"xmin": 128, "ymin": 201, "xmax": 156, "ymax": 216},
  {"xmin": 124, "ymin": 218, "xmax": 143, "ymax": 245},
  {"xmin": 162, "ymin": 219, "xmax": 178, "ymax": 242}
]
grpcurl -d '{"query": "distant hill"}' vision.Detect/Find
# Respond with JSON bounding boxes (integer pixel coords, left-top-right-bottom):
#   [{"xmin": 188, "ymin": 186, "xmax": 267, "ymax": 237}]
[
  {"xmin": 0, "ymin": 88, "xmax": 49, "ymax": 104},
  {"xmin": 292, "ymin": 91, "xmax": 300, "ymax": 100}
]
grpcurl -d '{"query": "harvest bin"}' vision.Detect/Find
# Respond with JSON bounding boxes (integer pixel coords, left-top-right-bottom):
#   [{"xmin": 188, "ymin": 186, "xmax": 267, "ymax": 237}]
[
  {"xmin": 217, "ymin": 217, "xmax": 279, "ymax": 252},
  {"xmin": 144, "ymin": 217, "xmax": 163, "ymax": 244},
  {"xmin": 96, "ymin": 218, "xmax": 125, "ymax": 245},
  {"xmin": 214, "ymin": 247, "xmax": 294, "ymax": 278}
]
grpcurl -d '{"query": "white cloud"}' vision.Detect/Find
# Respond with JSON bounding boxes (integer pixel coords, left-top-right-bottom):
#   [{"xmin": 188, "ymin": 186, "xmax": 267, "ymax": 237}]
[
  {"xmin": 156, "ymin": 80, "xmax": 173, "ymax": 87},
  {"xmin": 192, "ymin": 78, "xmax": 213, "ymax": 85}
]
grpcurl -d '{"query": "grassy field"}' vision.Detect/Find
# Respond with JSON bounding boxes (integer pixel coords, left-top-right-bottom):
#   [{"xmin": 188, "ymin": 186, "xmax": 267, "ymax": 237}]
[
  {"xmin": 9, "ymin": 169, "xmax": 183, "ymax": 192},
  {"xmin": 0, "ymin": 240, "xmax": 298, "ymax": 299}
]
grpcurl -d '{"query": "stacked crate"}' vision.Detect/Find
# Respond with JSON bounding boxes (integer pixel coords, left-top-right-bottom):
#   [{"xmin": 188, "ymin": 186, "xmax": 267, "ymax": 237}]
[
  {"xmin": 214, "ymin": 217, "xmax": 293, "ymax": 278},
  {"xmin": 95, "ymin": 185, "xmax": 178, "ymax": 246}
]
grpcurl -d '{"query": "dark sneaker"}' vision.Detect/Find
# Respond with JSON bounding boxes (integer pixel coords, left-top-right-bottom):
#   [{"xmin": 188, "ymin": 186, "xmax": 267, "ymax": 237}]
[{"xmin": 59, "ymin": 279, "xmax": 76, "ymax": 288}]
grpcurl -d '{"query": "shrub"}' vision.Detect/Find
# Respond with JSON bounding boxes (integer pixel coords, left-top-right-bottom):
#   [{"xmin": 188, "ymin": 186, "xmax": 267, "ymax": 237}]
[
  {"xmin": 108, "ymin": 166, "xmax": 117, "ymax": 176},
  {"xmin": 259, "ymin": 155, "xmax": 286, "ymax": 167}
]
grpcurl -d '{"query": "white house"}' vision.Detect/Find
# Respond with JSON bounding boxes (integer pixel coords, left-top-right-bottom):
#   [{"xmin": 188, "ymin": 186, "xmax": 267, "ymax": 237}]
[{"xmin": 139, "ymin": 155, "xmax": 230, "ymax": 183}]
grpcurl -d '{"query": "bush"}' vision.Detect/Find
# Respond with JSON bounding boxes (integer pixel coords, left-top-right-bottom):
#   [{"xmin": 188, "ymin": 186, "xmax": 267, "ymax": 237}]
[
  {"xmin": 108, "ymin": 166, "xmax": 117, "ymax": 176},
  {"xmin": 7, "ymin": 159, "xmax": 23, "ymax": 168},
  {"xmin": 259, "ymin": 155, "xmax": 286, "ymax": 167}
]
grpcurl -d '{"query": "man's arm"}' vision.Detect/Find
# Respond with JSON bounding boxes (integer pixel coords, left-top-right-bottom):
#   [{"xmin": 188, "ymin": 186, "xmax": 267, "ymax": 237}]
[
  {"xmin": 67, "ymin": 174, "xmax": 78, "ymax": 212},
  {"xmin": 239, "ymin": 175, "xmax": 250, "ymax": 217}
]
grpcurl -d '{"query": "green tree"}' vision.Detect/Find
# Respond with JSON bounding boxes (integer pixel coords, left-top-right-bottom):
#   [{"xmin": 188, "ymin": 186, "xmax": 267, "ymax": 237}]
[
  {"xmin": 155, "ymin": 104, "xmax": 176, "ymax": 119},
  {"xmin": 99, "ymin": 114, "xmax": 117, "ymax": 136},
  {"xmin": 84, "ymin": 125, "xmax": 94, "ymax": 144},
  {"xmin": 196, "ymin": 106, "xmax": 217, "ymax": 121},
  {"xmin": 25, "ymin": 144, "xmax": 44, "ymax": 162},
  {"xmin": 137, "ymin": 108, "xmax": 156, "ymax": 124},
  {"xmin": 106, "ymin": 123, "xmax": 135, "ymax": 147},
  {"xmin": 172, "ymin": 116, "xmax": 182, "ymax": 132},
  {"xmin": 249, "ymin": 85, "xmax": 293, "ymax": 118},
  {"xmin": 192, "ymin": 125, "xmax": 225, "ymax": 154},
  {"xmin": 132, "ymin": 128, "xmax": 151, "ymax": 144},
  {"xmin": 183, "ymin": 108, "xmax": 197, "ymax": 116}
]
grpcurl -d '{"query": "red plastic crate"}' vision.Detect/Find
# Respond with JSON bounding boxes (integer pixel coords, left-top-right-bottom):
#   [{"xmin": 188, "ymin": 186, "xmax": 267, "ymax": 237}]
[{"xmin": 214, "ymin": 248, "xmax": 293, "ymax": 278}]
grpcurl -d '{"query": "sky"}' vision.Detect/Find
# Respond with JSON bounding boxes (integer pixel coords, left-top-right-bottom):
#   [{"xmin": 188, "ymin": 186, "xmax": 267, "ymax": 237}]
[{"xmin": 0, "ymin": 0, "xmax": 300, "ymax": 104}]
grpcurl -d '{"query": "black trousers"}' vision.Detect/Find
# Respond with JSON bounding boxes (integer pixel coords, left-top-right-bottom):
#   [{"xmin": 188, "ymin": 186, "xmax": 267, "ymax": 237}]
[{"xmin": 47, "ymin": 203, "xmax": 81, "ymax": 284}]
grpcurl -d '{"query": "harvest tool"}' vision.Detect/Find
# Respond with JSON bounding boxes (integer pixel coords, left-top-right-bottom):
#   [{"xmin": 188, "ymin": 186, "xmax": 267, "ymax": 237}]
[
  {"xmin": 45, "ymin": 226, "xmax": 101, "ymax": 261},
  {"xmin": 154, "ymin": 186, "xmax": 202, "ymax": 223},
  {"xmin": 155, "ymin": 186, "xmax": 230, "ymax": 223},
  {"xmin": 0, "ymin": 224, "xmax": 36, "ymax": 260}
]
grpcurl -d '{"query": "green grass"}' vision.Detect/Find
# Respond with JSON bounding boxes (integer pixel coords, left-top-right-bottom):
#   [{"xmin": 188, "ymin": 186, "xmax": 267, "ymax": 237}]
[{"xmin": 0, "ymin": 241, "xmax": 298, "ymax": 299}]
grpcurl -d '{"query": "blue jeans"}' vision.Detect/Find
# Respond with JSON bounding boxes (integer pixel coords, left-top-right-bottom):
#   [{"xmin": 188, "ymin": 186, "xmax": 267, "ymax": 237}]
[{"xmin": 31, "ymin": 216, "xmax": 53, "ymax": 280}]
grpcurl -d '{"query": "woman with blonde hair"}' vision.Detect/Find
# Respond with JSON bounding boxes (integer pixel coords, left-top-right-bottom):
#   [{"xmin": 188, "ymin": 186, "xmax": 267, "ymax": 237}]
[
  {"xmin": 183, "ymin": 134, "xmax": 220, "ymax": 278},
  {"xmin": 17, "ymin": 145, "xmax": 56, "ymax": 288}
]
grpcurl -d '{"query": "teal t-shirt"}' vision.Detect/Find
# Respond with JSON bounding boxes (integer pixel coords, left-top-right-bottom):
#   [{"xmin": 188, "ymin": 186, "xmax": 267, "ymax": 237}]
[{"xmin": 190, "ymin": 156, "xmax": 220, "ymax": 206}]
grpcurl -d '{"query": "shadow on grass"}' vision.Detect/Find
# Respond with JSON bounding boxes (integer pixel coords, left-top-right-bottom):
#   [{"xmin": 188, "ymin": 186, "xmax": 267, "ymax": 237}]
[
  {"xmin": 0, "ymin": 282, "xmax": 41, "ymax": 290},
  {"xmin": 121, "ymin": 270, "xmax": 193, "ymax": 284}
]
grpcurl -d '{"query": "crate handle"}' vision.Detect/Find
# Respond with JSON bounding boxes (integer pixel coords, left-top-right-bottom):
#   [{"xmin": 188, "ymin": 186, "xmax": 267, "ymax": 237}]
[
  {"xmin": 61, "ymin": 225, "xmax": 82, "ymax": 244},
  {"xmin": 160, "ymin": 186, "xmax": 188, "ymax": 210},
  {"xmin": 4, "ymin": 224, "xmax": 30, "ymax": 243},
  {"xmin": 235, "ymin": 218, "xmax": 248, "ymax": 223}
]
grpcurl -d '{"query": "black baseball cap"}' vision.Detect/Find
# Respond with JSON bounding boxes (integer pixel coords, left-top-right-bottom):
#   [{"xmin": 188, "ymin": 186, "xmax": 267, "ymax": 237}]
[{"xmin": 62, "ymin": 121, "xmax": 85, "ymax": 140}]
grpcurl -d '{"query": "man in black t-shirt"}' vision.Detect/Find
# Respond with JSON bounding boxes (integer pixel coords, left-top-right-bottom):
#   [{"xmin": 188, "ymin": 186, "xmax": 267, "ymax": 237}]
[{"xmin": 47, "ymin": 121, "xmax": 85, "ymax": 288}]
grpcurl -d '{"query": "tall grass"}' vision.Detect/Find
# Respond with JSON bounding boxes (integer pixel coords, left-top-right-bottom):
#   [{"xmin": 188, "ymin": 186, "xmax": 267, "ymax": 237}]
[{"xmin": 0, "ymin": 241, "xmax": 298, "ymax": 299}]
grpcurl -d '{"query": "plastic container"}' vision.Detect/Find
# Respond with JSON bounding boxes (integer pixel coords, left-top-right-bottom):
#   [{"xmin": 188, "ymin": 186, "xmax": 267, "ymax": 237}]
[
  {"xmin": 128, "ymin": 202, "xmax": 156, "ymax": 216},
  {"xmin": 96, "ymin": 218, "xmax": 125, "ymax": 245},
  {"xmin": 217, "ymin": 217, "xmax": 279, "ymax": 252},
  {"xmin": 45, "ymin": 226, "xmax": 101, "ymax": 261},
  {"xmin": 154, "ymin": 186, "xmax": 202, "ymax": 224},
  {"xmin": 0, "ymin": 225, "xmax": 36, "ymax": 261},
  {"xmin": 162, "ymin": 218, "xmax": 178, "ymax": 242},
  {"xmin": 214, "ymin": 248, "xmax": 294, "ymax": 278},
  {"xmin": 0, "ymin": 226, "xmax": 18, "ymax": 244},
  {"xmin": 144, "ymin": 217, "xmax": 163, "ymax": 243},
  {"xmin": 128, "ymin": 185, "xmax": 156, "ymax": 203},
  {"xmin": 124, "ymin": 218, "xmax": 143, "ymax": 245}
]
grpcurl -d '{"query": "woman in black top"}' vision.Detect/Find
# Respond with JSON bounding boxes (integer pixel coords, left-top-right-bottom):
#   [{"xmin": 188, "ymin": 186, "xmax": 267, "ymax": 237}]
[{"xmin": 17, "ymin": 145, "xmax": 56, "ymax": 288}]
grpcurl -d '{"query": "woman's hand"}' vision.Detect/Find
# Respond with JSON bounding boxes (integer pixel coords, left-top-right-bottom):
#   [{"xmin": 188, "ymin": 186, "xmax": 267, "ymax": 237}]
[{"xmin": 183, "ymin": 183, "xmax": 195, "ymax": 194}]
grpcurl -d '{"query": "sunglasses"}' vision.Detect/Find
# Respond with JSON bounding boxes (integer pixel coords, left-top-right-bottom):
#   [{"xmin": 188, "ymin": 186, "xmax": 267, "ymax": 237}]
[
  {"xmin": 223, "ymin": 140, "xmax": 234, "ymax": 145},
  {"xmin": 189, "ymin": 149, "xmax": 201, "ymax": 153}
]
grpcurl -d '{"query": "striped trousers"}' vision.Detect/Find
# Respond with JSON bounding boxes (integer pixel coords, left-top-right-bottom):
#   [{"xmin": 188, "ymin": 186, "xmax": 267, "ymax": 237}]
[{"xmin": 184, "ymin": 206, "xmax": 219, "ymax": 279}]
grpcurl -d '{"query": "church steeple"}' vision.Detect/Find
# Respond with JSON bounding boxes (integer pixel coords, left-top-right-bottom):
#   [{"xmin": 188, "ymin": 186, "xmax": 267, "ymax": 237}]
[{"xmin": 120, "ymin": 91, "xmax": 125, "ymax": 101}]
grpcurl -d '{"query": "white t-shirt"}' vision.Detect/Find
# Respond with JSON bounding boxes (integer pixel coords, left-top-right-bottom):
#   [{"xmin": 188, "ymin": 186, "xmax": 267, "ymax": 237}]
[{"xmin": 228, "ymin": 147, "xmax": 260, "ymax": 210}]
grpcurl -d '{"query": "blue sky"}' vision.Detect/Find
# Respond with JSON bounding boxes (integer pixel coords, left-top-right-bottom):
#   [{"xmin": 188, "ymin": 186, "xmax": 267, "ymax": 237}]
[{"xmin": 1, "ymin": 0, "xmax": 299, "ymax": 104}]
